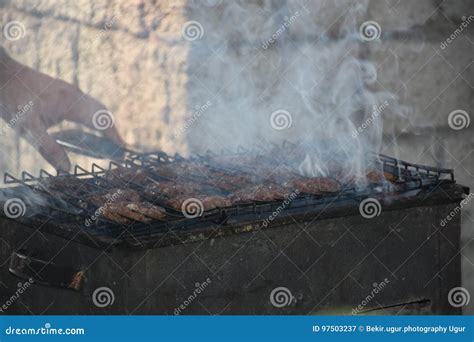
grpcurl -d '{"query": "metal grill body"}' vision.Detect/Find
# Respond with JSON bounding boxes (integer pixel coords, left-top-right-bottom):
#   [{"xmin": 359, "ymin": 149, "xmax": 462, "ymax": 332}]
[{"xmin": 0, "ymin": 152, "xmax": 466, "ymax": 314}]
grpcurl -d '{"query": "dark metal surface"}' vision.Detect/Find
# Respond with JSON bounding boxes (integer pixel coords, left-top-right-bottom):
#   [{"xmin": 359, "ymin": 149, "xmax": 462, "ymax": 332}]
[
  {"xmin": 51, "ymin": 130, "xmax": 129, "ymax": 160},
  {"xmin": 0, "ymin": 185, "xmax": 464, "ymax": 315}
]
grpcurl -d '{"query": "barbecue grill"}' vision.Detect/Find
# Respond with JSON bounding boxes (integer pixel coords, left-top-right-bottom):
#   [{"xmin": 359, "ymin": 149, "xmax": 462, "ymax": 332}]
[{"xmin": 0, "ymin": 150, "xmax": 468, "ymax": 315}]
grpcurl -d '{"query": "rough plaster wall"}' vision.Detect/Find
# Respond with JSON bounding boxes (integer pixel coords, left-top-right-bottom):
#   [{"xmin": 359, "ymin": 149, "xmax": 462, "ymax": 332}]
[
  {"xmin": 0, "ymin": 0, "xmax": 190, "ymax": 173},
  {"xmin": 0, "ymin": 0, "xmax": 473, "ymax": 312}
]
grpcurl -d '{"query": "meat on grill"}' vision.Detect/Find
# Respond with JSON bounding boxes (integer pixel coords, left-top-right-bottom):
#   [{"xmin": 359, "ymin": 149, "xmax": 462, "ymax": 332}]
[
  {"xmin": 284, "ymin": 176, "xmax": 340, "ymax": 194},
  {"xmin": 93, "ymin": 207, "xmax": 131, "ymax": 225},
  {"xmin": 143, "ymin": 180, "xmax": 205, "ymax": 199},
  {"xmin": 32, "ymin": 149, "xmax": 367, "ymax": 225},
  {"xmin": 366, "ymin": 170, "xmax": 398, "ymax": 183},
  {"xmin": 84, "ymin": 188, "xmax": 166, "ymax": 223},
  {"xmin": 36, "ymin": 176, "xmax": 97, "ymax": 196},
  {"xmin": 250, "ymin": 165, "xmax": 299, "ymax": 183},
  {"xmin": 204, "ymin": 154, "xmax": 262, "ymax": 172},
  {"xmin": 147, "ymin": 164, "xmax": 184, "ymax": 180},
  {"xmin": 165, "ymin": 195, "xmax": 232, "ymax": 212},
  {"xmin": 103, "ymin": 166, "xmax": 153, "ymax": 187},
  {"xmin": 149, "ymin": 162, "xmax": 218, "ymax": 180},
  {"xmin": 149, "ymin": 162, "xmax": 258, "ymax": 192},
  {"xmin": 203, "ymin": 174, "xmax": 257, "ymax": 192},
  {"xmin": 84, "ymin": 189, "xmax": 140, "ymax": 205},
  {"xmin": 231, "ymin": 184, "xmax": 292, "ymax": 203},
  {"xmin": 126, "ymin": 202, "xmax": 166, "ymax": 220},
  {"xmin": 107, "ymin": 205, "xmax": 150, "ymax": 223}
]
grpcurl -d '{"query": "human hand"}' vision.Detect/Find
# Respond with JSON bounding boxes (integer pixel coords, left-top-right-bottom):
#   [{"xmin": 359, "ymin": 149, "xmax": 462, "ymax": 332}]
[{"xmin": 0, "ymin": 49, "xmax": 123, "ymax": 171}]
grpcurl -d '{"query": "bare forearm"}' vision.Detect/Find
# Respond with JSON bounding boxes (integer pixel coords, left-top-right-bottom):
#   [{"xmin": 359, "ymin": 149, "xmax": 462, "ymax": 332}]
[{"xmin": 0, "ymin": 46, "xmax": 123, "ymax": 170}]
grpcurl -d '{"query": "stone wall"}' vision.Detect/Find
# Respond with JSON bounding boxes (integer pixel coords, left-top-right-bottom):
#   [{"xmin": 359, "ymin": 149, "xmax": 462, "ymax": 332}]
[
  {"xmin": 1, "ymin": 0, "xmax": 191, "ymax": 172},
  {"xmin": 0, "ymin": 0, "xmax": 473, "ymax": 312}
]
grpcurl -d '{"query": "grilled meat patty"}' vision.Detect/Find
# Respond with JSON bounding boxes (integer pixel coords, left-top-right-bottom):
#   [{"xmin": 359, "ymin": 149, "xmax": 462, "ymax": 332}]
[
  {"xmin": 84, "ymin": 188, "xmax": 166, "ymax": 224},
  {"xmin": 103, "ymin": 166, "xmax": 154, "ymax": 187},
  {"xmin": 231, "ymin": 184, "xmax": 291, "ymax": 203},
  {"xmin": 36, "ymin": 176, "xmax": 97, "ymax": 196},
  {"xmin": 143, "ymin": 180, "xmax": 204, "ymax": 199},
  {"xmin": 284, "ymin": 176, "xmax": 340, "ymax": 194},
  {"xmin": 126, "ymin": 202, "xmax": 166, "ymax": 220},
  {"xmin": 165, "ymin": 195, "xmax": 232, "ymax": 212}
]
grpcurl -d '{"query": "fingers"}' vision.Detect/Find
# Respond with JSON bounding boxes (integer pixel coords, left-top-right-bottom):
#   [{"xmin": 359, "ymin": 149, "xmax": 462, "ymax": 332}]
[
  {"xmin": 60, "ymin": 86, "xmax": 124, "ymax": 145},
  {"xmin": 23, "ymin": 122, "xmax": 71, "ymax": 172}
]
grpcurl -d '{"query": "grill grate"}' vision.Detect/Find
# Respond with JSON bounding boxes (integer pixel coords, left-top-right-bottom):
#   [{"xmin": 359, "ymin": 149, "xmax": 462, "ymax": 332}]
[{"xmin": 0, "ymin": 150, "xmax": 456, "ymax": 249}]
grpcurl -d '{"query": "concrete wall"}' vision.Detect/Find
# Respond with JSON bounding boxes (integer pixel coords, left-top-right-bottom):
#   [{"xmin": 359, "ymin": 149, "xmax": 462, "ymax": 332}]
[{"xmin": 0, "ymin": 0, "xmax": 473, "ymax": 312}]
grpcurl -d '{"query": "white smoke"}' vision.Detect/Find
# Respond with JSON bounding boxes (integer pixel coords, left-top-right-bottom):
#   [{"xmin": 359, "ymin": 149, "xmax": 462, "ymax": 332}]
[{"xmin": 182, "ymin": 0, "xmax": 406, "ymax": 187}]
